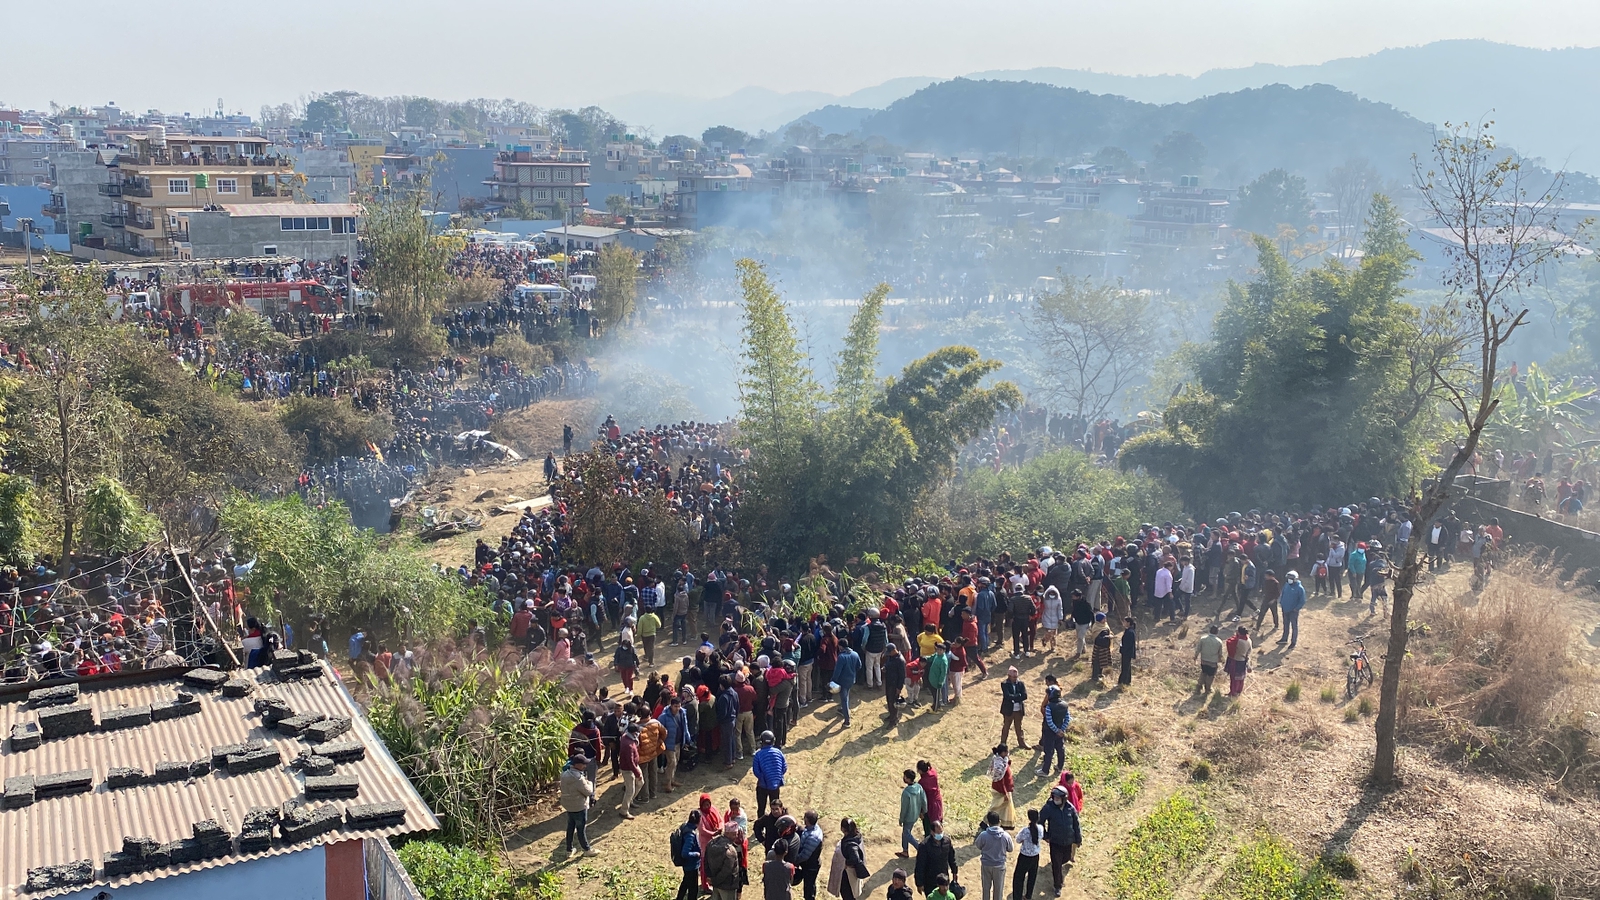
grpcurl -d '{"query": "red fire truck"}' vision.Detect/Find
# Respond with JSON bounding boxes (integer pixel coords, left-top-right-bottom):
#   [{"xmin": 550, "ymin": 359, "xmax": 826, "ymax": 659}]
[{"xmin": 166, "ymin": 280, "xmax": 343, "ymax": 316}]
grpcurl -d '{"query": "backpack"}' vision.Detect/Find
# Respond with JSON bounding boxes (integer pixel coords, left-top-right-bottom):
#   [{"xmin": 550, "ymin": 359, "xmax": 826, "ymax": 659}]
[{"xmin": 670, "ymin": 824, "xmax": 689, "ymax": 865}]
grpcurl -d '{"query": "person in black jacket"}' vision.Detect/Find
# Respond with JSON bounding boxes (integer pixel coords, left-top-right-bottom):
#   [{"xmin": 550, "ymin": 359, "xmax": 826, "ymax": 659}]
[
  {"xmin": 913, "ymin": 820, "xmax": 958, "ymax": 896},
  {"xmin": 838, "ymin": 818, "xmax": 870, "ymax": 900},
  {"xmin": 1038, "ymin": 786, "xmax": 1082, "ymax": 892},
  {"xmin": 1118, "ymin": 617, "xmax": 1137, "ymax": 687},
  {"xmin": 883, "ymin": 644, "xmax": 907, "ymax": 727},
  {"xmin": 998, "ymin": 666, "xmax": 1029, "ymax": 749}
]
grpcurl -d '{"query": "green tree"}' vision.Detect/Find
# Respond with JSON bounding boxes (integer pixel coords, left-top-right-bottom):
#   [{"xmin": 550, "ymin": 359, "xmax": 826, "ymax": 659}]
[
  {"xmin": 13, "ymin": 258, "xmax": 139, "ymax": 561},
  {"xmin": 1152, "ymin": 131, "xmax": 1206, "ymax": 178},
  {"xmin": 80, "ymin": 476, "xmax": 159, "ymax": 554},
  {"xmin": 604, "ymin": 193, "xmax": 636, "ymax": 218},
  {"xmin": 1095, "ymin": 146, "xmax": 1135, "ymax": 173},
  {"xmin": 1234, "ymin": 168, "xmax": 1314, "ymax": 235},
  {"xmin": 220, "ymin": 494, "xmax": 479, "ymax": 636},
  {"xmin": 302, "ymin": 97, "xmax": 347, "ymax": 135},
  {"xmin": 734, "ymin": 261, "xmax": 1020, "ymax": 569},
  {"xmin": 702, "ymin": 125, "xmax": 751, "ymax": 150},
  {"xmin": 363, "ymin": 174, "xmax": 458, "ymax": 361},
  {"xmin": 220, "ymin": 308, "xmax": 290, "ymax": 354},
  {"xmin": 593, "ymin": 243, "xmax": 640, "ymax": 331},
  {"xmin": 278, "ymin": 395, "xmax": 393, "ymax": 463},
  {"xmin": 0, "ymin": 474, "xmax": 41, "ymax": 564},
  {"xmin": 1119, "ymin": 201, "xmax": 1430, "ymax": 512}
]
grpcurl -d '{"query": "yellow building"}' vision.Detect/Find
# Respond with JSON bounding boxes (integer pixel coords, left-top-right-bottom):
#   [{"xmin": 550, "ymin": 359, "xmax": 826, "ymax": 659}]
[{"xmin": 104, "ymin": 131, "xmax": 295, "ymax": 258}]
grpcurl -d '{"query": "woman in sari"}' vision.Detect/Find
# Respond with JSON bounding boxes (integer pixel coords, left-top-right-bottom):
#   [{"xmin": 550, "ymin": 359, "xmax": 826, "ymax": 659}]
[
  {"xmin": 1090, "ymin": 613, "xmax": 1113, "ymax": 682},
  {"xmin": 987, "ymin": 744, "xmax": 1016, "ymax": 828},
  {"xmin": 696, "ymin": 793, "xmax": 723, "ymax": 890},
  {"xmin": 1224, "ymin": 626, "xmax": 1253, "ymax": 696}
]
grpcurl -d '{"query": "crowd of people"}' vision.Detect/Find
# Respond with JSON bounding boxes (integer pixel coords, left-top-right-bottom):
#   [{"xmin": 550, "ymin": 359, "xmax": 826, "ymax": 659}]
[{"xmin": 440, "ymin": 414, "xmax": 1469, "ymax": 899}]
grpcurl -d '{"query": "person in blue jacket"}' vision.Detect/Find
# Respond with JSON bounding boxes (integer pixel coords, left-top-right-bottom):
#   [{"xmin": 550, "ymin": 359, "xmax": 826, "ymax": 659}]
[
  {"xmin": 752, "ymin": 730, "xmax": 788, "ymax": 815},
  {"xmin": 1277, "ymin": 570, "xmax": 1308, "ymax": 650},
  {"xmin": 832, "ymin": 638, "xmax": 863, "ymax": 727}
]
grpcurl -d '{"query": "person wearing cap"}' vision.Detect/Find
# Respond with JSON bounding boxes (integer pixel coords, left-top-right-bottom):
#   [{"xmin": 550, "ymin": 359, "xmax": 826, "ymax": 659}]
[
  {"xmin": 883, "ymin": 643, "xmax": 907, "ymax": 727},
  {"xmin": 559, "ymin": 749, "xmax": 598, "ymax": 856},
  {"xmin": 998, "ymin": 666, "xmax": 1029, "ymax": 749},
  {"xmin": 863, "ymin": 609, "xmax": 889, "ymax": 689},
  {"xmin": 1038, "ymin": 785, "xmax": 1082, "ymax": 891},
  {"xmin": 1277, "ymin": 570, "xmax": 1307, "ymax": 649},
  {"xmin": 1036, "ymin": 685, "xmax": 1070, "ymax": 778},
  {"xmin": 753, "ymin": 731, "xmax": 787, "ymax": 816}
]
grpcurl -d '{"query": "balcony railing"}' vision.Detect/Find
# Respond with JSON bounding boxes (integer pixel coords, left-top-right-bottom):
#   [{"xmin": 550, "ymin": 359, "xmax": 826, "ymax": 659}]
[
  {"xmin": 252, "ymin": 183, "xmax": 290, "ymax": 197},
  {"xmin": 121, "ymin": 182, "xmax": 153, "ymax": 197},
  {"xmin": 97, "ymin": 183, "xmax": 123, "ymax": 196},
  {"xmin": 125, "ymin": 218, "xmax": 157, "ymax": 232},
  {"xmin": 99, "ymin": 213, "xmax": 125, "ymax": 227},
  {"xmin": 43, "ymin": 200, "xmax": 67, "ymax": 217},
  {"xmin": 118, "ymin": 153, "xmax": 293, "ymax": 168}
]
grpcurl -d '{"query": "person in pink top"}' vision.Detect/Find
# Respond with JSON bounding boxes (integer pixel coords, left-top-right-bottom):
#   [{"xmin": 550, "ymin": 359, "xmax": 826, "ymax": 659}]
[{"xmin": 1055, "ymin": 771, "xmax": 1084, "ymax": 812}]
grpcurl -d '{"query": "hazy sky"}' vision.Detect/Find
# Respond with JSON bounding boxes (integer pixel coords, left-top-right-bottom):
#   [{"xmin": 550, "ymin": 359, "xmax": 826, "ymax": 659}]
[{"xmin": 9, "ymin": 0, "xmax": 1600, "ymax": 113}]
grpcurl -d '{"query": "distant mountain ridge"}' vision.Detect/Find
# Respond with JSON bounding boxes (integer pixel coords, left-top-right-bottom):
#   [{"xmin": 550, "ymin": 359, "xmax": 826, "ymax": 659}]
[
  {"xmin": 612, "ymin": 41, "xmax": 1600, "ymax": 173},
  {"xmin": 851, "ymin": 80, "xmax": 1437, "ymax": 185},
  {"xmin": 960, "ymin": 41, "xmax": 1600, "ymax": 172}
]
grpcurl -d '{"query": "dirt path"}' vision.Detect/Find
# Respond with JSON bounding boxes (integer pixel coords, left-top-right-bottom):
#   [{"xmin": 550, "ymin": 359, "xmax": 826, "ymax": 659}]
[{"xmin": 496, "ymin": 558, "xmax": 1600, "ymax": 899}]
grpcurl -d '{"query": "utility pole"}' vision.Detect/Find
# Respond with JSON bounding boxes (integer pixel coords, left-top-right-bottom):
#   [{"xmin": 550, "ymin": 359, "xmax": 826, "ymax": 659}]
[{"xmin": 18, "ymin": 217, "xmax": 33, "ymax": 272}]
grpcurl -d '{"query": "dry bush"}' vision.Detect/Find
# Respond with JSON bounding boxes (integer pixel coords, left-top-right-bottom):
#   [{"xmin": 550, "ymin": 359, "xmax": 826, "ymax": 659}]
[
  {"xmin": 447, "ymin": 270, "xmax": 505, "ymax": 307},
  {"xmin": 493, "ymin": 333, "xmax": 553, "ymax": 371},
  {"xmin": 1403, "ymin": 558, "xmax": 1600, "ymax": 796}
]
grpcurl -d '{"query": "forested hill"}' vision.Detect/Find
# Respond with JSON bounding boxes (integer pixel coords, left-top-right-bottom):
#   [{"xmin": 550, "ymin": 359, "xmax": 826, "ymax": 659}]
[{"xmin": 850, "ymin": 79, "xmax": 1438, "ymax": 185}]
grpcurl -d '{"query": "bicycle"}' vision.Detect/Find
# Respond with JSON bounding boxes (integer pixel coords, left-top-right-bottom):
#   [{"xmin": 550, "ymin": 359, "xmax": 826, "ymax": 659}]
[{"xmin": 1346, "ymin": 637, "xmax": 1375, "ymax": 699}]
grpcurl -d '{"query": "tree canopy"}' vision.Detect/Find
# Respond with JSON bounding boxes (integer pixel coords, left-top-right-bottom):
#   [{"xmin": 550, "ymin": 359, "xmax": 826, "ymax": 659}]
[
  {"xmin": 1234, "ymin": 168, "xmax": 1314, "ymax": 235},
  {"xmin": 734, "ymin": 261, "xmax": 1021, "ymax": 571},
  {"xmin": 1119, "ymin": 197, "xmax": 1434, "ymax": 512}
]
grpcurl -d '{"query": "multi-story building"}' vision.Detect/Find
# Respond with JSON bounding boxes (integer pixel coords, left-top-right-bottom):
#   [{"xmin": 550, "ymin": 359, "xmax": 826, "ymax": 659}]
[
  {"xmin": 41, "ymin": 148, "xmax": 120, "ymax": 240},
  {"xmin": 0, "ymin": 133, "xmax": 76, "ymax": 186},
  {"xmin": 102, "ymin": 131, "xmax": 295, "ymax": 258},
  {"xmin": 483, "ymin": 147, "xmax": 589, "ymax": 217},
  {"xmin": 1130, "ymin": 179, "xmax": 1231, "ymax": 247}
]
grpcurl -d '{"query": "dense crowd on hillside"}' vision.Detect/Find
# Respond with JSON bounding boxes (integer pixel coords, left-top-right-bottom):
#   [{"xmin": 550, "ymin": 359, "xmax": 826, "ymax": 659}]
[{"xmin": 377, "ymin": 427, "xmax": 1504, "ymax": 895}]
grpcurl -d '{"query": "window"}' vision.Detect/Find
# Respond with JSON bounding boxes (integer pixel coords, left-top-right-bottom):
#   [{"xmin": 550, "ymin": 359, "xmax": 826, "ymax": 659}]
[
  {"xmin": 293, "ymin": 217, "xmax": 306, "ymax": 230},
  {"xmin": 281, "ymin": 217, "xmax": 294, "ymax": 231},
  {"xmin": 262, "ymin": 245, "xmax": 278, "ymax": 255},
  {"xmin": 344, "ymin": 217, "xmax": 356, "ymax": 234},
  {"xmin": 332, "ymin": 217, "xmax": 344, "ymax": 234},
  {"xmin": 33, "ymin": 159, "xmax": 45, "ymax": 169},
  {"xmin": 535, "ymin": 190, "xmax": 549, "ymax": 200},
  {"xmin": 215, "ymin": 178, "xmax": 238, "ymax": 194},
  {"xmin": 316, "ymin": 217, "xmax": 330, "ymax": 230},
  {"xmin": 555, "ymin": 169, "xmax": 569, "ymax": 182},
  {"xmin": 167, "ymin": 178, "xmax": 190, "ymax": 194},
  {"xmin": 534, "ymin": 169, "xmax": 549, "ymax": 182},
  {"xmin": 333, "ymin": 217, "xmax": 357, "ymax": 234}
]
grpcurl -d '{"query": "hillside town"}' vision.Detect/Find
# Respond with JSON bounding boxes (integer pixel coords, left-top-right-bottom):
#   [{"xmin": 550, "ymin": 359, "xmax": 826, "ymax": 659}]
[{"xmin": 2, "ymin": 23, "xmax": 1600, "ymax": 900}]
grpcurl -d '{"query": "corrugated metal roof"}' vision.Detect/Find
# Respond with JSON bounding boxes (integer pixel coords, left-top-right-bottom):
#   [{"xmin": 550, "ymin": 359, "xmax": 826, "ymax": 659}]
[{"xmin": 0, "ymin": 664, "xmax": 438, "ymax": 899}]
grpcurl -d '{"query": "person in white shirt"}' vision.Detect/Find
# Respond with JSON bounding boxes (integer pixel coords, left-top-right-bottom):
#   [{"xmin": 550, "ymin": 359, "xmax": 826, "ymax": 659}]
[
  {"xmin": 1153, "ymin": 561, "xmax": 1175, "ymax": 621},
  {"xmin": 1013, "ymin": 807, "xmax": 1043, "ymax": 900},
  {"xmin": 1177, "ymin": 558, "xmax": 1197, "ymax": 618}
]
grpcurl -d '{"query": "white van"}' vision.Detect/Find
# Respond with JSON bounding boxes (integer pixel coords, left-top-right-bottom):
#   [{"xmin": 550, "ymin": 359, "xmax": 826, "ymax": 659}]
[
  {"xmin": 512, "ymin": 283, "xmax": 574, "ymax": 306},
  {"xmin": 568, "ymin": 274, "xmax": 597, "ymax": 293}
]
